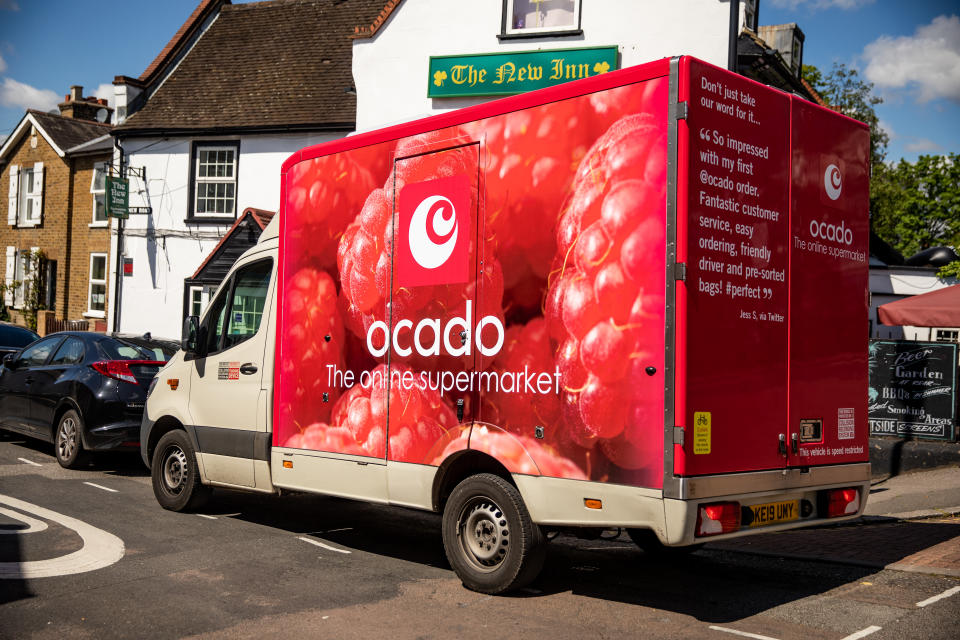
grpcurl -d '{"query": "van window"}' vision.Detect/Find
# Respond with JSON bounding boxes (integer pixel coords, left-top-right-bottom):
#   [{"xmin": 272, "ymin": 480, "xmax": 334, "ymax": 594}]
[{"xmin": 203, "ymin": 259, "xmax": 272, "ymax": 355}]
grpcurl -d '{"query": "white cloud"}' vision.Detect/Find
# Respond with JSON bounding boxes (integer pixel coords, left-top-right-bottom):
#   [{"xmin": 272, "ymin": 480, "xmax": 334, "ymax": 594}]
[
  {"xmin": 93, "ymin": 83, "xmax": 116, "ymax": 110},
  {"xmin": 767, "ymin": 0, "xmax": 875, "ymax": 10},
  {"xmin": 0, "ymin": 54, "xmax": 6, "ymax": 74},
  {"xmin": 904, "ymin": 138, "xmax": 944, "ymax": 153},
  {"xmin": 0, "ymin": 77, "xmax": 60, "ymax": 112},
  {"xmin": 877, "ymin": 119, "xmax": 895, "ymax": 140},
  {"xmin": 863, "ymin": 15, "xmax": 960, "ymax": 103}
]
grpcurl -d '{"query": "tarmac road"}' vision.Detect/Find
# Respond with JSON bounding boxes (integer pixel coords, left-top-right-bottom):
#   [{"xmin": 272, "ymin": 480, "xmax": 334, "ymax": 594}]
[{"xmin": 1, "ymin": 431, "xmax": 958, "ymax": 640}]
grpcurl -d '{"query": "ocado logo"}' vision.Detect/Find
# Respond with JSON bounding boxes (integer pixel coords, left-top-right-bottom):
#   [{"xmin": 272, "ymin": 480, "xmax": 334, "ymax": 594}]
[
  {"xmin": 809, "ymin": 219, "xmax": 853, "ymax": 245},
  {"xmin": 409, "ymin": 195, "xmax": 458, "ymax": 269},
  {"xmin": 824, "ymin": 163, "xmax": 842, "ymax": 201}
]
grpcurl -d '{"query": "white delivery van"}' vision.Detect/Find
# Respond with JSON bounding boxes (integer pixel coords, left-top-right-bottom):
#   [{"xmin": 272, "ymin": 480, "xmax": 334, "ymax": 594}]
[{"xmin": 142, "ymin": 57, "xmax": 872, "ymax": 594}]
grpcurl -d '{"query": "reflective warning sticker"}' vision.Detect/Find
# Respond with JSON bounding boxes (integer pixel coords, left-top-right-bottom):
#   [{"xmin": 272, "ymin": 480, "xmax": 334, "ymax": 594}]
[
  {"xmin": 693, "ymin": 412, "xmax": 711, "ymax": 454},
  {"xmin": 218, "ymin": 361, "xmax": 240, "ymax": 381}
]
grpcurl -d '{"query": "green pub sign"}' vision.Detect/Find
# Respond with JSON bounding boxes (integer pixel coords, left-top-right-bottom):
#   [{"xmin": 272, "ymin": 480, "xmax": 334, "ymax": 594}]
[
  {"xmin": 428, "ymin": 46, "xmax": 619, "ymax": 98},
  {"xmin": 105, "ymin": 176, "xmax": 129, "ymax": 219}
]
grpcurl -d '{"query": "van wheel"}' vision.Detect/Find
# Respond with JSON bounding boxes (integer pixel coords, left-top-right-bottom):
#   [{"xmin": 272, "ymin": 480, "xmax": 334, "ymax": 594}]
[
  {"xmin": 442, "ymin": 473, "xmax": 545, "ymax": 594},
  {"xmin": 627, "ymin": 528, "xmax": 703, "ymax": 557},
  {"xmin": 55, "ymin": 409, "xmax": 88, "ymax": 469},
  {"xmin": 152, "ymin": 430, "xmax": 210, "ymax": 512}
]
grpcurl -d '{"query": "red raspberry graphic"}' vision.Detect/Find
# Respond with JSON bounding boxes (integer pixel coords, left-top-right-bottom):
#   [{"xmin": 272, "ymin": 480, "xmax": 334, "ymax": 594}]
[
  {"xmin": 338, "ymin": 129, "xmax": 504, "ymax": 371},
  {"xmin": 285, "ymin": 152, "xmax": 377, "ymax": 271},
  {"xmin": 292, "ymin": 363, "xmax": 459, "ymax": 464},
  {"xmin": 429, "ymin": 425, "xmax": 587, "ymax": 480},
  {"xmin": 543, "ymin": 110, "xmax": 667, "ymax": 475},
  {"xmin": 276, "ymin": 267, "xmax": 345, "ymax": 444}
]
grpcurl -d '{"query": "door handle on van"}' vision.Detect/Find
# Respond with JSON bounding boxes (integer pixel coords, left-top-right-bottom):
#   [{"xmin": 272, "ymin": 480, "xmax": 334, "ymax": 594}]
[{"xmin": 240, "ymin": 363, "xmax": 258, "ymax": 375}]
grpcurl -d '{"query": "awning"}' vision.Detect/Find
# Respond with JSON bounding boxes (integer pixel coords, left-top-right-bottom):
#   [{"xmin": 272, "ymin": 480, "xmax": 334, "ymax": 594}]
[{"xmin": 878, "ymin": 284, "xmax": 960, "ymax": 327}]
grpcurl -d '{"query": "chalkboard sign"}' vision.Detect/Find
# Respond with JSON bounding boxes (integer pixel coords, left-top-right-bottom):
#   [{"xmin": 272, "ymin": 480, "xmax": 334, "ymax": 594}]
[{"xmin": 868, "ymin": 340, "xmax": 957, "ymax": 441}]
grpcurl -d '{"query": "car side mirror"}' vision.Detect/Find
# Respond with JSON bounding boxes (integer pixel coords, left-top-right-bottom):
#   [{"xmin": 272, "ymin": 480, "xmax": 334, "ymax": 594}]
[
  {"xmin": 2, "ymin": 353, "xmax": 16, "ymax": 369},
  {"xmin": 182, "ymin": 316, "xmax": 200, "ymax": 354}
]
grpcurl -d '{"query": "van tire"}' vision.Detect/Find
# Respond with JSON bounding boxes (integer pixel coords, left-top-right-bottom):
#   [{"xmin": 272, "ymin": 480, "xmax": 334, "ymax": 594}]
[
  {"xmin": 442, "ymin": 473, "xmax": 545, "ymax": 594},
  {"xmin": 627, "ymin": 528, "xmax": 703, "ymax": 557},
  {"xmin": 152, "ymin": 430, "xmax": 210, "ymax": 512}
]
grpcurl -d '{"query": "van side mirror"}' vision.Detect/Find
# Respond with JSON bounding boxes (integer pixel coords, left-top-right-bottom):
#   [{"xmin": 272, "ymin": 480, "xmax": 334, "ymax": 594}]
[{"xmin": 182, "ymin": 316, "xmax": 200, "ymax": 354}]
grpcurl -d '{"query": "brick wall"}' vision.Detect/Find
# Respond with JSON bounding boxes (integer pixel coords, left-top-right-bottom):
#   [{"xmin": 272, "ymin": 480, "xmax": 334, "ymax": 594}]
[
  {"xmin": 68, "ymin": 155, "xmax": 111, "ymax": 321},
  {"xmin": 1, "ymin": 129, "xmax": 111, "ymax": 323},
  {"xmin": 1, "ymin": 132, "xmax": 69, "ymax": 319}
]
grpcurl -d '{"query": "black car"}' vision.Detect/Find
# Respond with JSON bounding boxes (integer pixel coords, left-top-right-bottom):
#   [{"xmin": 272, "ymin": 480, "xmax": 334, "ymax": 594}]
[
  {"xmin": 0, "ymin": 331, "xmax": 178, "ymax": 468},
  {"xmin": 0, "ymin": 321, "xmax": 39, "ymax": 359}
]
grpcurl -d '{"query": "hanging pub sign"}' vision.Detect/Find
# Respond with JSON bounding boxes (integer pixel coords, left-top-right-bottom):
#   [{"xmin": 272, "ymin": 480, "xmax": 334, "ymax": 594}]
[
  {"xmin": 105, "ymin": 176, "xmax": 129, "ymax": 219},
  {"xmin": 868, "ymin": 340, "xmax": 958, "ymax": 441},
  {"xmin": 427, "ymin": 46, "xmax": 618, "ymax": 98}
]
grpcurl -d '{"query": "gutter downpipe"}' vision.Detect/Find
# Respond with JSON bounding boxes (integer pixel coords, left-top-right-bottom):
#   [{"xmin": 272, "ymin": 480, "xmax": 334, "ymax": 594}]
[
  {"xmin": 728, "ymin": 0, "xmax": 739, "ymax": 72},
  {"xmin": 112, "ymin": 136, "xmax": 125, "ymax": 332}
]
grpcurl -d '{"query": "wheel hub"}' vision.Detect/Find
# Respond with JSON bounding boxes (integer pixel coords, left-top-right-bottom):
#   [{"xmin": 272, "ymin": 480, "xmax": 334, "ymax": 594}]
[
  {"xmin": 57, "ymin": 418, "xmax": 77, "ymax": 460},
  {"xmin": 460, "ymin": 499, "xmax": 509, "ymax": 569},
  {"xmin": 162, "ymin": 446, "xmax": 188, "ymax": 494}
]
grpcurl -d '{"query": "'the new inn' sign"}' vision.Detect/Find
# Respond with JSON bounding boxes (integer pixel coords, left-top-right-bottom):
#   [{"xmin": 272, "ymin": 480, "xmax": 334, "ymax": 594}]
[{"xmin": 428, "ymin": 46, "xmax": 619, "ymax": 98}]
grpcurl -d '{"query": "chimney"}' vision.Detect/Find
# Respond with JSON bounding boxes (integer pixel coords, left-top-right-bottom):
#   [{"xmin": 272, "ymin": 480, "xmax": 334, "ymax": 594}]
[{"xmin": 58, "ymin": 84, "xmax": 114, "ymax": 124}]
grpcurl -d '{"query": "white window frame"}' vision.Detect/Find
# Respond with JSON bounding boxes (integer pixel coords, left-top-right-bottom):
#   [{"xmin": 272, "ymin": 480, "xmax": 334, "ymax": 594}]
[
  {"xmin": 188, "ymin": 284, "xmax": 217, "ymax": 318},
  {"xmin": 6, "ymin": 246, "xmax": 39, "ymax": 309},
  {"xmin": 90, "ymin": 162, "xmax": 109, "ymax": 227},
  {"xmin": 7, "ymin": 163, "xmax": 44, "ymax": 227},
  {"xmin": 503, "ymin": 0, "xmax": 581, "ymax": 37},
  {"xmin": 191, "ymin": 143, "xmax": 239, "ymax": 219},
  {"xmin": 86, "ymin": 253, "xmax": 108, "ymax": 318},
  {"xmin": 934, "ymin": 328, "xmax": 959, "ymax": 344}
]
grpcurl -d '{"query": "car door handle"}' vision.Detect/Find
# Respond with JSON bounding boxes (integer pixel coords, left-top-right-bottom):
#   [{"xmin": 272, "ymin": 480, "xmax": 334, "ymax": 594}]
[
  {"xmin": 240, "ymin": 363, "xmax": 258, "ymax": 375},
  {"xmin": 25, "ymin": 376, "xmax": 34, "ymax": 384}
]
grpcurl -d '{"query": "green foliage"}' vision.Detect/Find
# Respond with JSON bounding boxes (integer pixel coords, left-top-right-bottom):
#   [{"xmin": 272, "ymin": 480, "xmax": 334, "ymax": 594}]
[
  {"xmin": 937, "ymin": 260, "xmax": 960, "ymax": 281},
  {"xmin": 872, "ymin": 154, "xmax": 960, "ymax": 259},
  {"xmin": 802, "ymin": 62, "xmax": 888, "ymax": 166},
  {"xmin": 21, "ymin": 249, "xmax": 47, "ymax": 332}
]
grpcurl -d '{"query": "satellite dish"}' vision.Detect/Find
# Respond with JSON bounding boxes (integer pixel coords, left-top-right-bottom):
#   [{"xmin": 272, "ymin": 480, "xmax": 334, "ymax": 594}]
[{"xmin": 96, "ymin": 108, "xmax": 109, "ymax": 123}]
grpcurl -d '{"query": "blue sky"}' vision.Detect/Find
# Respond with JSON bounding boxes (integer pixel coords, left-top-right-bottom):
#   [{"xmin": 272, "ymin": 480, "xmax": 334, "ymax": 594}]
[{"xmin": 0, "ymin": 0, "xmax": 957, "ymax": 163}]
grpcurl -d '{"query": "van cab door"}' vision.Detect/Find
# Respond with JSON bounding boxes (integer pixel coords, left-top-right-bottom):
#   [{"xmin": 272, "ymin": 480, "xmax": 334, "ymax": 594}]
[{"xmin": 188, "ymin": 254, "xmax": 274, "ymax": 488}]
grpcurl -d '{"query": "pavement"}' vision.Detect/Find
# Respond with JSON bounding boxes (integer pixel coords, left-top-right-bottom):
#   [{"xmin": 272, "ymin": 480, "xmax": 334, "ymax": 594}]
[{"xmin": 706, "ymin": 462, "xmax": 960, "ymax": 578}]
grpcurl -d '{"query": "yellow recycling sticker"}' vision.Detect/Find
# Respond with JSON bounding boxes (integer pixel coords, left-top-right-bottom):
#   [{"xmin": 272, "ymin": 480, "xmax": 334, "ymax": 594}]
[{"xmin": 693, "ymin": 412, "xmax": 711, "ymax": 454}]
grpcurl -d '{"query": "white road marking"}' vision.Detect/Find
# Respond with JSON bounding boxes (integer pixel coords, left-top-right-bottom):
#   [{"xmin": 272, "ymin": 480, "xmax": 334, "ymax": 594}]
[
  {"xmin": 83, "ymin": 482, "xmax": 118, "ymax": 493},
  {"xmin": 0, "ymin": 494, "xmax": 124, "ymax": 579},
  {"xmin": 709, "ymin": 627, "xmax": 779, "ymax": 640},
  {"xmin": 196, "ymin": 514, "xmax": 217, "ymax": 520},
  {"xmin": 840, "ymin": 626, "xmax": 882, "ymax": 640},
  {"xmin": 0, "ymin": 507, "xmax": 48, "ymax": 534},
  {"xmin": 917, "ymin": 586, "xmax": 960, "ymax": 608},
  {"xmin": 17, "ymin": 458, "xmax": 41, "ymax": 466},
  {"xmin": 298, "ymin": 536, "xmax": 351, "ymax": 554}
]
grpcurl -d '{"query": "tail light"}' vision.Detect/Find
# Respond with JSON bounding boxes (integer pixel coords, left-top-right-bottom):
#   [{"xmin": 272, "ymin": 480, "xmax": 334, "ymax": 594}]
[
  {"xmin": 825, "ymin": 488, "xmax": 860, "ymax": 518},
  {"xmin": 92, "ymin": 360, "xmax": 163, "ymax": 385},
  {"xmin": 695, "ymin": 501, "xmax": 741, "ymax": 537}
]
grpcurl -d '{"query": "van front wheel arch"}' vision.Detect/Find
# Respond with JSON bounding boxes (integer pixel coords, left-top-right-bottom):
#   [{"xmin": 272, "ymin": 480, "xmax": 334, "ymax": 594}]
[{"xmin": 442, "ymin": 473, "xmax": 545, "ymax": 594}]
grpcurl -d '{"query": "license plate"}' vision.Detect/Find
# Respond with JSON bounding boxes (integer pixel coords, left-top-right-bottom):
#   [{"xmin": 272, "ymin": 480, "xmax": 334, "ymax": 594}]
[{"xmin": 747, "ymin": 499, "xmax": 799, "ymax": 527}]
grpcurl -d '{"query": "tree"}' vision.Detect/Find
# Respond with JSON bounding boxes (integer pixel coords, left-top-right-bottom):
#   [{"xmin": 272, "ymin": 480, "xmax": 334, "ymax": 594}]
[
  {"xmin": 802, "ymin": 62, "xmax": 888, "ymax": 166},
  {"xmin": 871, "ymin": 154, "xmax": 960, "ymax": 260}
]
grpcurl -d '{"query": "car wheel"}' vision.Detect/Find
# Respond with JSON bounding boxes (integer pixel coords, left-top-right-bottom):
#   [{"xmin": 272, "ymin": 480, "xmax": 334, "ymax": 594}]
[
  {"xmin": 442, "ymin": 473, "xmax": 545, "ymax": 594},
  {"xmin": 151, "ymin": 430, "xmax": 211, "ymax": 512},
  {"xmin": 55, "ymin": 409, "xmax": 88, "ymax": 469},
  {"xmin": 626, "ymin": 528, "xmax": 703, "ymax": 557}
]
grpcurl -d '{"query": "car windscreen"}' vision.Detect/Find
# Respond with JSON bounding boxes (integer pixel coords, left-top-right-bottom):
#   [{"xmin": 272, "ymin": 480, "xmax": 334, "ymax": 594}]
[
  {"xmin": 0, "ymin": 325, "xmax": 39, "ymax": 348},
  {"xmin": 98, "ymin": 337, "xmax": 177, "ymax": 362}
]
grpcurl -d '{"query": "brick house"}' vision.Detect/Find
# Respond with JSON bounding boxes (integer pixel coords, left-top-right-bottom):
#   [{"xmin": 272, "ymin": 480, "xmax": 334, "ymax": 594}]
[{"xmin": 0, "ymin": 86, "xmax": 113, "ymax": 330}]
